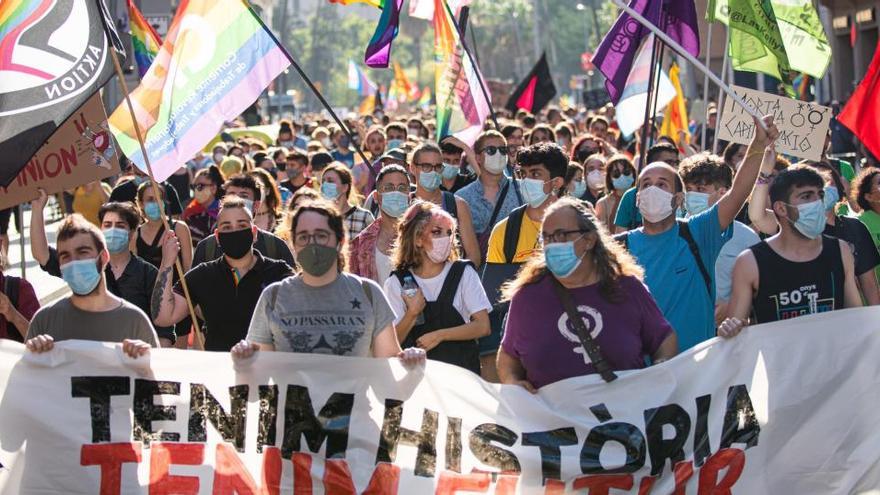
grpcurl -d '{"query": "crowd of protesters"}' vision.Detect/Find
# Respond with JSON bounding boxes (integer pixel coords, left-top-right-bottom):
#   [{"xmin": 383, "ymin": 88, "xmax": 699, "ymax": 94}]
[{"xmin": 14, "ymin": 100, "xmax": 880, "ymax": 390}]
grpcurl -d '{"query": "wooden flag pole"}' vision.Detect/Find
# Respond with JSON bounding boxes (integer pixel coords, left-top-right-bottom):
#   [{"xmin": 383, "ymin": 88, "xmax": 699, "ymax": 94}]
[
  {"xmin": 712, "ymin": 28, "xmax": 732, "ymax": 154},
  {"xmin": 701, "ymin": 22, "xmax": 714, "ymax": 150},
  {"xmin": 18, "ymin": 207, "xmax": 25, "ymax": 279},
  {"xmin": 106, "ymin": 49, "xmax": 205, "ymax": 351},
  {"xmin": 609, "ymin": 0, "xmax": 767, "ymax": 131},
  {"xmin": 639, "ymin": 36, "xmax": 663, "ymax": 167}
]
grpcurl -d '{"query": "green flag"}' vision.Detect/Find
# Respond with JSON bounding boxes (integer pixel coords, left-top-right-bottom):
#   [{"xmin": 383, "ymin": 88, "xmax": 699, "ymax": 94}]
[{"xmin": 708, "ymin": 0, "xmax": 830, "ymax": 94}]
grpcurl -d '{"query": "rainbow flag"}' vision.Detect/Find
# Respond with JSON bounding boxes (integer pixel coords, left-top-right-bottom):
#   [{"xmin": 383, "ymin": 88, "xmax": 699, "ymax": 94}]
[
  {"xmin": 330, "ymin": 0, "xmax": 384, "ymax": 7},
  {"xmin": 418, "ymin": 86, "xmax": 432, "ymax": 108},
  {"xmin": 392, "ymin": 61, "xmax": 417, "ymax": 101},
  {"xmin": 128, "ymin": 0, "xmax": 162, "ymax": 78},
  {"xmin": 364, "ymin": 0, "xmax": 403, "ymax": 68},
  {"xmin": 109, "ymin": 0, "xmax": 289, "ymax": 181},
  {"xmin": 432, "ymin": 0, "xmax": 491, "ymax": 146},
  {"xmin": 793, "ymin": 73, "xmax": 811, "ymax": 100}
]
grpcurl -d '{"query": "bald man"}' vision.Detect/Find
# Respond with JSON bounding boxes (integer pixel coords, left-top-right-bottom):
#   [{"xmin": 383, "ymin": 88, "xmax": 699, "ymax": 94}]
[{"xmin": 615, "ymin": 116, "xmax": 778, "ymax": 351}]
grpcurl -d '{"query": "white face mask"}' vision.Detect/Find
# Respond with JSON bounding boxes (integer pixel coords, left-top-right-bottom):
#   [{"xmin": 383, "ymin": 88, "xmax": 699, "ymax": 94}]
[
  {"xmin": 586, "ymin": 170, "xmax": 605, "ymax": 189},
  {"xmin": 427, "ymin": 236, "xmax": 453, "ymax": 263},
  {"xmin": 483, "ymin": 153, "xmax": 507, "ymax": 174},
  {"xmin": 637, "ymin": 186, "xmax": 676, "ymax": 223}
]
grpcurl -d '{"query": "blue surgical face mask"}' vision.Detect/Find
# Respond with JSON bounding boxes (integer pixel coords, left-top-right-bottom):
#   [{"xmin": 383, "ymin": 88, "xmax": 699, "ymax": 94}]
[
  {"xmin": 572, "ymin": 180, "xmax": 587, "ymax": 198},
  {"xmin": 103, "ymin": 228, "xmax": 130, "ymax": 254},
  {"xmin": 441, "ymin": 163, "xmax": 459, "ymax": 181},
  {"xmin": 612, "ymin": 173, "xmax": 634, "ymax": 190},
  {"xmin": 387, "ymin": 139, "xmax": 403, "ymax": 150},
  {"xmin": 380, "ymin": 191, "xmax": 409, "ymax": 218},
  {"xmin": 544, "ymin": 238, "xmax": 585, "ymax": 278},
  {"xmin": 823, "ymin": 186, "xmax": 840, "ymax": 212},
  {"xmin": 521, "ymin": 177, "xmax": 550, "ymax": 208},
  {"xmin": 241, "ymin": 198, "xmax": 255, "ymax": 214},
  {"xmin": 419, "ymin": 171, "xmax": 442, "ymax": 191},
  {"xmin": 787, "ymin": 199, "xmax": 827, "ymax": 239},
  {"xmin": 685, "ymin": 191, "xmax": 711, "ymax": 216},
  {"xmin": 321, "ymin": 182, "xmax": 339, "ymax": 200},
  {"xmin": 144, "ymin": 201, "xmax": 162, "ymax": 221},
  {"xmin": 61, "ymin": 258, "xmax": 102, "ymax": 296}
]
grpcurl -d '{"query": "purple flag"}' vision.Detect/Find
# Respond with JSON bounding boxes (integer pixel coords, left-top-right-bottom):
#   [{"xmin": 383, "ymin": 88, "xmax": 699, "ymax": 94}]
[
  {"xmin": 365, "ymin": 0, "xmax": 404, "ymax": 68},
  {"xmin": 591, "ymin": 0, "xmax": 700, "ymax": 103}
]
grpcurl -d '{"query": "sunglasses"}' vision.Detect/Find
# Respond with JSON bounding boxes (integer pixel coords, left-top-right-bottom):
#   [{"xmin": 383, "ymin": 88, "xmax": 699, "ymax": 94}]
[
  {"xmin": 194, "ymin": 183, "xmax": 214, "ymax": 191},
  {"xmin": 480, "ymin": 146, "xmax": 508, "ymax": 156}
]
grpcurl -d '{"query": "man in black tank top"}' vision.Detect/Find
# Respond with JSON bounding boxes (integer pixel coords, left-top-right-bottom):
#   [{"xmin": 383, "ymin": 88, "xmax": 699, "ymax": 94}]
[{"xmin": 719, "ymin": 167, "xmax": 861, "ymax": 337}]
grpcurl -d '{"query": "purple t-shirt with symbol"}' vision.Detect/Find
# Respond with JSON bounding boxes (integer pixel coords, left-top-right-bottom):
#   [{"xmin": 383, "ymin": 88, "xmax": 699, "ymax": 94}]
[{"xmin": 501, "ymin": 274, "xmax": 674, "ymax": 389}]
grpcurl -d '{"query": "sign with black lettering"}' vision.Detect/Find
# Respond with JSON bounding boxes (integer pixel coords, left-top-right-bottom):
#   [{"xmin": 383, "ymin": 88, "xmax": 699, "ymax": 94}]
[
  {"xmin": 717, "ymin": 84, "xmax": 831, "ymax": 161},
  {"xmin": 1, "ymin": 308, "xmax": 879, "ymax": 493},
  {"xmin": 0, "ymin": 94, "xmax": 119, "ymax": 210}
]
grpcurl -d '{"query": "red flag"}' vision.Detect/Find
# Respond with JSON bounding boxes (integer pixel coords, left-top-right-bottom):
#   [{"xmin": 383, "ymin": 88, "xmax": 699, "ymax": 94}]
[
  {"xmin": 839, "ymin": 40, "xmax": 880, "ymax": 160},
  {"xmin": 851, "ymin": 21, "xmax": 857, "ymax": 48}
]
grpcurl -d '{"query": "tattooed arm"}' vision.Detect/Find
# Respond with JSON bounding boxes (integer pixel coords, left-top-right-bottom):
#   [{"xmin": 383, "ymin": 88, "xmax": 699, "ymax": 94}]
[{"xmin": 152, "ymin": 231, "xmax": 192, "ymax": 327}]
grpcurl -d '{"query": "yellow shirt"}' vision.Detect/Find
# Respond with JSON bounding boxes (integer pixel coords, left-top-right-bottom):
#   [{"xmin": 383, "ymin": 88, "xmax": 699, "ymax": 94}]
[
  {"xmin": 72, "ymin": 183, "xmax": 111, "ymax": 226},
  {"xmin": 487, "ymin": 211, "xmax": 541, "ymax": 264}
]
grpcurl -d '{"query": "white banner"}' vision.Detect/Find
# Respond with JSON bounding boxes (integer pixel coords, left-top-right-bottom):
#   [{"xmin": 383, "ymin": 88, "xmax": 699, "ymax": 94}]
[{"xmin": 2, "ymin": 308, "xmax": 880, "ymax": 494}]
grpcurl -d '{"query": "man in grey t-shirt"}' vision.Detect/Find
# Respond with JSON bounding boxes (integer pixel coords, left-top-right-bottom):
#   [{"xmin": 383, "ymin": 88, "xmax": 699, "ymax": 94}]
[
  {"xmin": 25, "ymin": 215, "xmax": 157, "ymax": 357},
  {"xmin": 247, "ymin": 272, "xmax": 395, "ymax": 356}
]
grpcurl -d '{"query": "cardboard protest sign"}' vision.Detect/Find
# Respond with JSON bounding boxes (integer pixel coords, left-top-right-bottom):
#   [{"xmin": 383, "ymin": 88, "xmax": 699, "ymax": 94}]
[
  {"xmin": 2, "ymin": 307, "xmax": 880, "ymax": 493},
  {"xmin": 0, "ymin": 94, "xmax": 119, "ymax": 210},
  {"xmin": 717, "ymin": 84, "xmax": 831, "ymax": 161}
]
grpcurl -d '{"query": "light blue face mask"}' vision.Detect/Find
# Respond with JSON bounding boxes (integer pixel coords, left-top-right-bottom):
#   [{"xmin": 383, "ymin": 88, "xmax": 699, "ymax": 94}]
[
  {"xmin": 387, "ymin": 139, "xmax": 403, "ymax": 150},
  {"xmin": 380, "ymin": 191, "xmax": 409, "ymax": 218},
  {"xmin": 572, "ymin": 180, "xmax": 587, "ymax": 198},
  {"xmin": 144, "ymin": 201, "xmax": 162, "ymax": 221},
  {"xmin": 521, "ymin": 178, "xmax": 550, "ymax": 208},
  {"xmin": 441, "ymin": 163, "xmax": 459, "ymax": 181},
  {"xmin": 685, "ymin": 191, "xmax": 710, "ymax": 216},
  {"xmin": 103, "ymin": 228, "xmax": 130, "ymax": 254},
  {"xmin": 241, "ymin": 198, "xmax": 255, "ymax": 214},
  {"xmin": 823, "ymin": 186, "xmax": 840, "ymax": 212},
  {"xmin": 61, "ymin": 258, "xmax": 102, "ymax": 296},
  {"xmin": 544, "ymin": 238, "xmax": 585, "ymax": 278},
  {"xmin": 321, "ymin": 182, "xmax": 339, "ymax": 200},
  {"xmin": 612, "ymin": 173, "xmax": 634, "ymax": 190},
  {"xmin": 419, "ymin": 171, "xmax": 442, "ymax": 191},
  {"xmin": 787, "ymin": 199, "xmax": 827, "ymax": 239}
]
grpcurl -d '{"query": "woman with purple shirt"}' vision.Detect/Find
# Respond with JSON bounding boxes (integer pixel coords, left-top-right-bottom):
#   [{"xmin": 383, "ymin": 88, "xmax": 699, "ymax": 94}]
[{"xmin": 498, "ymin": 197, "xmax": 678, "ymax": 391}]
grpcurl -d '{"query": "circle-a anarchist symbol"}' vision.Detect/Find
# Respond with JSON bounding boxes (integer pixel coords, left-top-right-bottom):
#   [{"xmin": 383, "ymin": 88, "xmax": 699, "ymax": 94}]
[{"xmin": 0, "ymin": 0, "xmax": 109, "ymax": 117}]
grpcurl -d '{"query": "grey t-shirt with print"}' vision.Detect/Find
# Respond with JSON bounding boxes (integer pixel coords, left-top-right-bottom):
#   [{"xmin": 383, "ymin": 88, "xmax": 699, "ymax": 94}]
[{"xmin": 247, "ymin": 272, "xmax": 396, "ymax": 356}]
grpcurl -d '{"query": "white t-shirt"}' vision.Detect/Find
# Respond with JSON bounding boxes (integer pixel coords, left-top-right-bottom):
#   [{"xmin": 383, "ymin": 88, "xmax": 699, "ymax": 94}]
[
  {"xmin": 375, "ymin": 246, "xmax": 393, "ymax": 286},
  {"xmin": 383, "ymin": 261, "xmax": 492, "ymax": 326}
]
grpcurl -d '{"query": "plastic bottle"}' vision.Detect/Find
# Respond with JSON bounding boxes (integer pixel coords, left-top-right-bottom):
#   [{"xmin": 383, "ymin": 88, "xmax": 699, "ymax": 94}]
[{"xmin": 401, "ymin": 275, "xmax": 425, "ymax": 325}]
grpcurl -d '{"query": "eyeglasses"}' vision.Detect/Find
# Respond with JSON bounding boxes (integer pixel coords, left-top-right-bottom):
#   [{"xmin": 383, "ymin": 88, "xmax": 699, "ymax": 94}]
[
  {"xmin": 415, "ymin": 162, "xmax": 444, "ymax": 173},
  {"xmin": 194, "ymin": 183, "xmax": 214, "ymax": 191},
  {"xmin": 540, "ymin": 229, "xmax": 589, "ymax": 244},
  {"xmin": 378, "ymin": 184, "xmax": 410, "ymax": 194},
  {"xmin": 480, "ymin": 146, "xmax": 508, "ymax": 156},
  {"xmin": 293, "ymin": 230, "xmax": 333, "ymax": 247}
]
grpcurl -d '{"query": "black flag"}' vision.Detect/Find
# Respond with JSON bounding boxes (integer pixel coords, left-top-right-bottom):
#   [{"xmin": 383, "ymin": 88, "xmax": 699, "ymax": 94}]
[
  {"xmin": 0, "ymin": 0, "xmax": 125, "ymax": 187},
  {"xmin": 505, "ymin": 53, "xmax": 557, "ymax": 114}
]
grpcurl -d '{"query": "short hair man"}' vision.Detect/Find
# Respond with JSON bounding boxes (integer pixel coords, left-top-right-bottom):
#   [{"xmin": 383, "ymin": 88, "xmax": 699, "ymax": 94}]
[
  {"xmin": 26, "ymin": 214, "xmax": 157, "ymax": 356},
  {"xmin": 191, "ymin": 174, "xmax": 294, "ymax": 267},
  {"xmin": 613, "ymin": 142, "xmax": 682, "ymax": 232},
  {"xmin": 719, "ymin": 166, "xmax": 862, "ymax": 337},
  {"xmin": 153, "ymin": 197, "xmax": 294, "ymax": 351},
  {"xmin": 280, "ymin": 149, "xmax": 313, "ymax": 196}
]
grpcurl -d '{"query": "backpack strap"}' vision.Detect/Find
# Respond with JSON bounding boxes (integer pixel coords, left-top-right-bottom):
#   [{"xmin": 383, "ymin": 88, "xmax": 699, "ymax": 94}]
[
  {"xmin": 437, "ymin": 260, "xmax": 472, "ymax": 307},
  {"xmin": 485, "ymin": 181, "xmax": 510, "ymax": 234},
  {"xmin": 503, "ymin": 205, "xmax": 528, "ymax": 264},
  {"xmin": 205, "ymin": 235, "xmax": 217, "ymax": 261},
  {"xmin": 441, "ymin": 191, "xmax": 459, "ymax": 219},
  {"xmin": 676, "ymin": 220, "xmax": 712, "ymax": 297},
  {"xmin": 4, "ymin": 275, "xmax": 19, "ymax": 311}
]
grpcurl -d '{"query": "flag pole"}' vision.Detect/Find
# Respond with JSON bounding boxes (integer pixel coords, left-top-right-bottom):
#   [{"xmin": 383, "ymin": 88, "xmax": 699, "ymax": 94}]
[
  {"xmin": 18, "ymin": 207, "xmax": 25, "ymax": 279},
  {"xmin": 103, "ymin": 37, "xmax": 205, "ymax": 351},
  {"xmin": 701, "ymin": 22, "xmax": 714, "ymax": 150},
  {"xmin": 609, "ymin": 0, "xmax": 767, "ymax": 130},
  {"xmin": 712, "ymin": 27, "xmax": 731, "ymax": 154},
  {"xmin": 442, "ymin": 0, "xmax": 499, "ymax": 130},
  {"xmin": 639, "ymin": 36, "xmax": 662, "ymax": 167},
  {"xmin": 649, "ymin": 40, "xmax": 668, "ymax": 144},
  {"xmin": 242, "ymin": 3, "xmax": 377, "ymax": 179}
]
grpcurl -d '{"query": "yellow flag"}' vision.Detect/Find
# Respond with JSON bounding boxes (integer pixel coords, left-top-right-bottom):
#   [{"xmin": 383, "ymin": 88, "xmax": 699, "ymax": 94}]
[{"xmin": 659, "ymin": 63, "xmax": 689, "ymax": 144}]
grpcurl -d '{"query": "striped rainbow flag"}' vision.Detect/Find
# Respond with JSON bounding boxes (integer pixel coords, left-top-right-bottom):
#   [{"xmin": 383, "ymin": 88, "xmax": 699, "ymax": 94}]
[
  {"xmin": 329, "ymin": 0, "xmax": 385, "ymax": 8},
  {"xmin": 128, "ymin": 0, "xmax": 162, "ymax": 78},
  {"xmin": 0, "ymin": 1, "xmax": 52, "ymax": 78},
  {"xmin": 108, "ymin": 0, "xmax": 289, "ymax": 181}
]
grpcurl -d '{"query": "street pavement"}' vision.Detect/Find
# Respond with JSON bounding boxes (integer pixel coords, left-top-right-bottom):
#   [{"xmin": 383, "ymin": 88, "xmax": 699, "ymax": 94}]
[{"xmin": 6, "ymin": 204, "xmax": 69, "ymax": 305}]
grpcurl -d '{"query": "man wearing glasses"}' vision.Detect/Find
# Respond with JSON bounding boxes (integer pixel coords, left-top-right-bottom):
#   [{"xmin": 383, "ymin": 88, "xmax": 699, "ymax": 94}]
[
  {"xmin": 152, "ymin": 197, "xmax": 294, "ymax": 351},
  {"xmin": 410, "ymin": 142, "xmax": 482, "ymax": 267},
  {"xmin": 454, "ymin": 130, "xmax": 525, "ymax": 257}
]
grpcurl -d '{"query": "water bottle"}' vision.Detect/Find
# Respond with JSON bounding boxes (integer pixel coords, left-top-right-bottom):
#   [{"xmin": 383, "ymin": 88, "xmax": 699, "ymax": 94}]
[{"xmin": 401, "ymin": 275, "xmax": 425, "ymax": 325}]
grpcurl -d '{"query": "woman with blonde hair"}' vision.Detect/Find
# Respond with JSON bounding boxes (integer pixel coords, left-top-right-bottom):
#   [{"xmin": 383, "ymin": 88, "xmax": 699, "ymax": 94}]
[
  {"xmin": 320, "ymin": 162, "xmax": 374, "ymax": 237},
  {"xmin": 383, "ymin": 201, "xmax": 491, "ymax": 374},
  {"xmin": 498, "ymin": 197, "xmax": 677, "ymax": 391}
]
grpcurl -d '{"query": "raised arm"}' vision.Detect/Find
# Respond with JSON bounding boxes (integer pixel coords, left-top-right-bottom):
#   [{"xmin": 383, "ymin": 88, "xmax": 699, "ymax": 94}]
[
  {"xmin": 747, "ymin": 147, "xmax": 781, "ymax": 235},
  {"xmin": 29, "ymin": 189, "xmax": 51, "ymax": 267},
  {"xmin": 151, "ymin": 231, "xmax": 192, "ymax": 327},
  {"xmin": 716, "ymin": 115, "xmax": 779, "ymax": 231}
]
